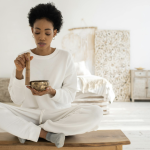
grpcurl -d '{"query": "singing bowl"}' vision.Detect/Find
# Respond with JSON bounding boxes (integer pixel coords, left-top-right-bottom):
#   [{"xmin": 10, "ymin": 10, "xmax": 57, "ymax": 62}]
[{"xmin": 30, "ymin": 80, "xmax": 49, "ymax": 91}]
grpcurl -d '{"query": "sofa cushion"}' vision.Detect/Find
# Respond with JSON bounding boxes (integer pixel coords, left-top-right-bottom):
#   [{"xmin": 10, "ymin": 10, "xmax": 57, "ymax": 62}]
[{"xmin": 0, "ymin": 78, "xmax": 12, "ymax": 102}]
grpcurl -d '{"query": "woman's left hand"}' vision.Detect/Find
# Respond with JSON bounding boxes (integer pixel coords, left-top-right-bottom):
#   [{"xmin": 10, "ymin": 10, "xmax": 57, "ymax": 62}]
[{"xmin": 26, "ymin": 86, "xmax": 54, "ymax": 96}]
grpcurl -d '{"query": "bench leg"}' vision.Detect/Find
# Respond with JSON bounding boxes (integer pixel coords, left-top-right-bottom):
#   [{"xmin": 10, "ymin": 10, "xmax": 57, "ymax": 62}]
[{"xmin": 116, "ymin": 145, "xmax": 122, "ymax": 150}]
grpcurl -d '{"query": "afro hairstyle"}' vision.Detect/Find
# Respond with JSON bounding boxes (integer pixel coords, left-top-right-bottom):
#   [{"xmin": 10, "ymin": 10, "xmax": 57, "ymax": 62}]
[{"xmin": 27, "ymin": 2, "xmax": 63, "ymax": 33}]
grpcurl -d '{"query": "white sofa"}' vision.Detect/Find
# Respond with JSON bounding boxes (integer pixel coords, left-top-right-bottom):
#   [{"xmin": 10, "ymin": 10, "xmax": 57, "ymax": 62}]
[{"xmin": 0, "ymin": 78, "xmax": 19, "ymax": 105}]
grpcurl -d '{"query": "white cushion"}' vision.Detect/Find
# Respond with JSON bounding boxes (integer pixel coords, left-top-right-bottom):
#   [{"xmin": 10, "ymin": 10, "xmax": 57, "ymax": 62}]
[{"xmin": 74, "ymin": 61, "xmax": 91, "ymax": 75}]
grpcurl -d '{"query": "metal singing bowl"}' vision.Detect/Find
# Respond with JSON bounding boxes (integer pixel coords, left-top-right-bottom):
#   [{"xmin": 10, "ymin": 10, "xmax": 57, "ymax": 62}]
[{"xmin": 30, "ymin": 80, "xmax": 49, "ymax": 91}]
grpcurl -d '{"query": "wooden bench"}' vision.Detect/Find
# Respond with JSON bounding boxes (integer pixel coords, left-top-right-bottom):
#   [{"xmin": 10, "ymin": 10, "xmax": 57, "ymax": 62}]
[{"xmin": 0, "ymin": 130, "xmax": 130, "ymax": 150}]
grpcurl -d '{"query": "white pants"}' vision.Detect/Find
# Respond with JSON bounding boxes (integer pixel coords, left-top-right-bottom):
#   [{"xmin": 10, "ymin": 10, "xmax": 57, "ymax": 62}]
[{"xmin": 0, "ymin": 102, "xmax": 103, "ymax": 142}]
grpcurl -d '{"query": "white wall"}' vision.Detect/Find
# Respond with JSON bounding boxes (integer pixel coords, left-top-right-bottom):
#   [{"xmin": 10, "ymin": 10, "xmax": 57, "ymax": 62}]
[{"xmin": 0, "ymin": 0, "xmax": 150, "ymax": 78}]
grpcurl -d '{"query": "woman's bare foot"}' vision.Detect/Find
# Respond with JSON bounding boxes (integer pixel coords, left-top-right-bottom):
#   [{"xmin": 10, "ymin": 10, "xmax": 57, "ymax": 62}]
[{"xmin": 39, "ymin": 128, "xmax": 48, "ymax": 139}]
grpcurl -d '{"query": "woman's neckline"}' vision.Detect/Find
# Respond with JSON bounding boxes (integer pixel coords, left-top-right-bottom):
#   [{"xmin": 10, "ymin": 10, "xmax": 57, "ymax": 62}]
[{"xmin": 29, "ymin": 48, "xmax": 59, "ymax": 59}]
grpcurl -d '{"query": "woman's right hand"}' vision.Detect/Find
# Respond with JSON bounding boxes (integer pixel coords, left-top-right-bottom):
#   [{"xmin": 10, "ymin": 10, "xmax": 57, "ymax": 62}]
[{"xmin": 14, "ymin": 53, "xmax": 33, "ymax": 72}]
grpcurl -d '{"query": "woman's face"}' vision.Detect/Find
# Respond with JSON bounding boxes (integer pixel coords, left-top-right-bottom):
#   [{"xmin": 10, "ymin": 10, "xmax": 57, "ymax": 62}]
[{"xmin": 31, "ymin": 18, "xmax": 57, "ymax": 49}]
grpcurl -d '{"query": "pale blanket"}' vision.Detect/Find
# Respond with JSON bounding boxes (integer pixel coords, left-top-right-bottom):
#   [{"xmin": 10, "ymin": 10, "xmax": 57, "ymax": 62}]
[
  {"xmin": 77, "ymin": 76, "xmax": 107, "ymax": 95},
  {"xmin": 76, "ymin": 75, "xmax": 115, "ymax": 103}
]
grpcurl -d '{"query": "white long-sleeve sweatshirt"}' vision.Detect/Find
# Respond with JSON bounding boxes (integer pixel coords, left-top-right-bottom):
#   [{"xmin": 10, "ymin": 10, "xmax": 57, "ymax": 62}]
[{"xmin": 8, "ymin": 48, "xmax": 77, "ymax": 112}]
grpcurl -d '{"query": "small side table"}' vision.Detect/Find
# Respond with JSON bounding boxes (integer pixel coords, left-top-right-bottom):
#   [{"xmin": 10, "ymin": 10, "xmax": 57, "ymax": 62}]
[{"xmin": 131, "ymin": 70, "xmax": 150, "ymax": 102}]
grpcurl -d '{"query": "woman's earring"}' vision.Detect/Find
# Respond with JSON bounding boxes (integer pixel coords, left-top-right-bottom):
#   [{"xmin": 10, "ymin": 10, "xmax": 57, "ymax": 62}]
[
  {"xmin": 32, "ymin": 35, "xmax": 34, "ymax": 38},
  {"xmin": 53, "ymin": 37, "xmax": 55, "ymax": 40}
]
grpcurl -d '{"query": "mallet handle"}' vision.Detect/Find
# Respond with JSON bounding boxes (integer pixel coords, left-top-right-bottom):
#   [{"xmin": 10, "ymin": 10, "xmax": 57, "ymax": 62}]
[{"xmin": 25, "ymin": 52, "xmax": 30, "ymax": 85}]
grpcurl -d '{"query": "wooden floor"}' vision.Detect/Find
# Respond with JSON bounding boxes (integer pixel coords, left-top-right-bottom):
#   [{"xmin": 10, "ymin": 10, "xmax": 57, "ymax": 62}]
[
  {"xmin": 0, "ymin": 101, "xmax": 149, "ymax": 149},
  {"xmin": 98, "ymin": 101, "xmax": 150, "ymax": 150}
]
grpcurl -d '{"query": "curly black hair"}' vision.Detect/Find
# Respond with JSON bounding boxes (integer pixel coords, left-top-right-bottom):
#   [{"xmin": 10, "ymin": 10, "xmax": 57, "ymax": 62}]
[{"xmin": 27, "ymin": 2, "xmax": 63, "ymax": 33}]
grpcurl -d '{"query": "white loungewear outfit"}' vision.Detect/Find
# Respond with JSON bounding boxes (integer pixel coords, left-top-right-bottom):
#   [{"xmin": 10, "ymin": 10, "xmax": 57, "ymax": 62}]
[{"xmin": 0, "ymin": 48, "xmax": 103, "ymax": 142}]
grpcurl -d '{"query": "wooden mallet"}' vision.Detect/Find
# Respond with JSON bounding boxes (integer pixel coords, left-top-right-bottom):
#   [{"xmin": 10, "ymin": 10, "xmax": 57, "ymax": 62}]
[{"xmin": 25, "ymin": 52, "xmax": 30, "ymax": 86}]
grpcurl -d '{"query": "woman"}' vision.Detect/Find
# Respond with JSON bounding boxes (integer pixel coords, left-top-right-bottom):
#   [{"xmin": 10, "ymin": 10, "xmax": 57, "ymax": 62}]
[{"xmin": 0, "ymin": 2, "xmax": 103, "ymax": 148}]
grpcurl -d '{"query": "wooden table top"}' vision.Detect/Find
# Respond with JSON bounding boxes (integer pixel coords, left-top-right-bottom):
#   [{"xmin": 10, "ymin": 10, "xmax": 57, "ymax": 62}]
[{"xmin": 0, "ymin": 130, "xmax": 130, "ymax": 147}]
